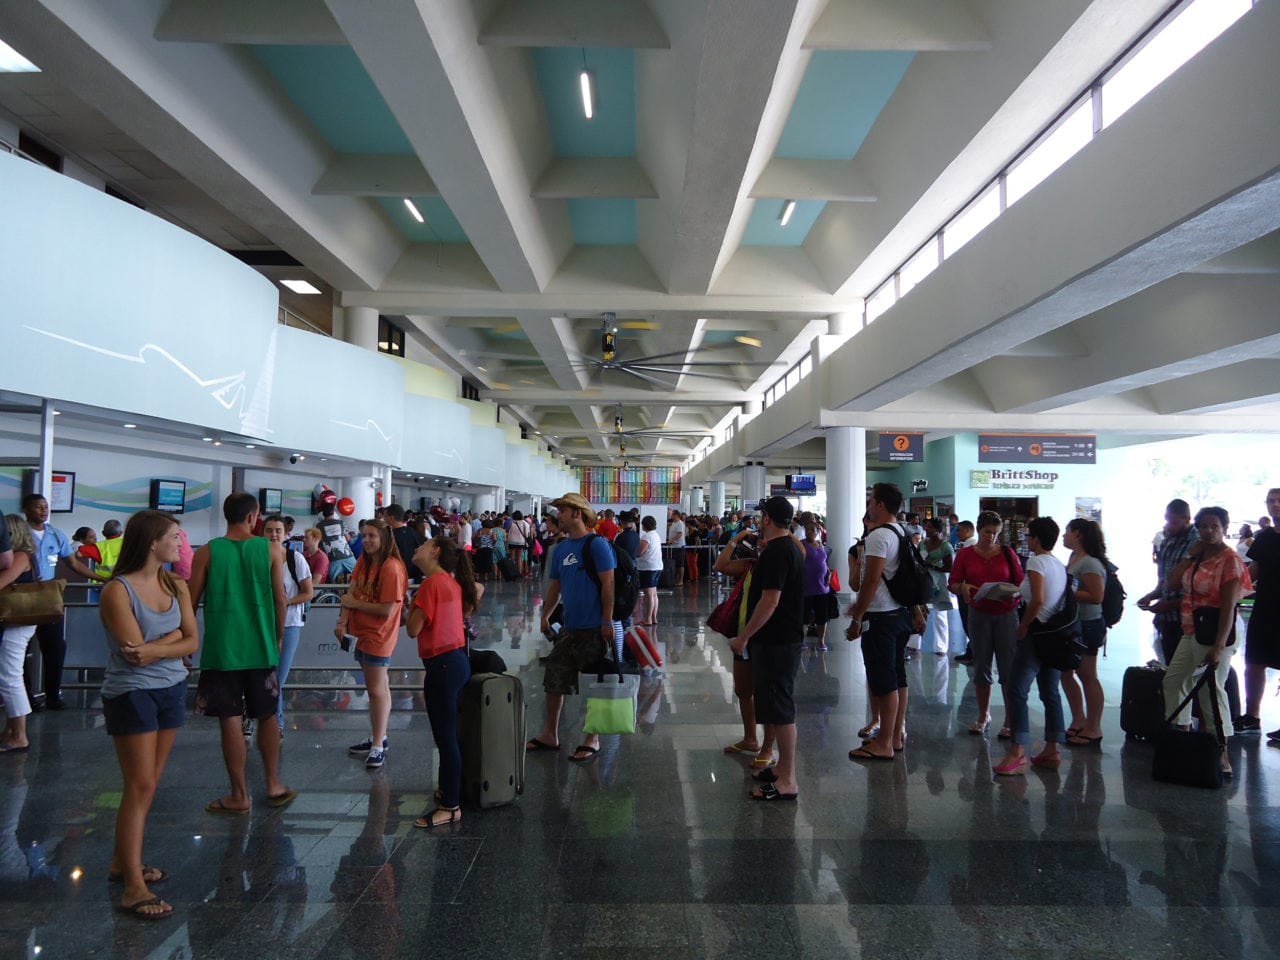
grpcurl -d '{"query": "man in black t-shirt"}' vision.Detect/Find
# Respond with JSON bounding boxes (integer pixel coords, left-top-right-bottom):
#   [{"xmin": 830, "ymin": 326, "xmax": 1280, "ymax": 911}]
[
  {"xmin": 384, "ymin": 504, "xmax": 423, "ymax": 582},
  {"xmin": 731, "ymin": 496, "xmax": 804, "ymax": 801},
  {"xmin": 1243, "ymin": 488, "xmax": 1280, "ymax": 735}
]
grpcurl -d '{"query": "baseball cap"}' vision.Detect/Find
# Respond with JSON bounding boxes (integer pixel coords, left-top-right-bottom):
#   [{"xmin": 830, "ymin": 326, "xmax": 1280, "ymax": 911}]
[
  {"xmin": 756, "ymin": 496, "xmax": 794, "ymax": 526},
  {"xmin": 550, "ymin": 492, "xmax": 598, "ymax": 528}
]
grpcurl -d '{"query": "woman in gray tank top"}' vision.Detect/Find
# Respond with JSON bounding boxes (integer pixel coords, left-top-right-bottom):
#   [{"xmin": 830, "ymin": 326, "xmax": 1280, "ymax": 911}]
[{"xmin": 99, "ymin": 510, "xmax": 197, "ymax": 920}]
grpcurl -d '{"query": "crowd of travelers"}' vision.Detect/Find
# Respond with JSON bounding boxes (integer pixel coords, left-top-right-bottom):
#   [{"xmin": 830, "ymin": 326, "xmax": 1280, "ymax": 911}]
[{"xmin": 0, "ymin": 481, "xmax": 1276, "ymax": 919}]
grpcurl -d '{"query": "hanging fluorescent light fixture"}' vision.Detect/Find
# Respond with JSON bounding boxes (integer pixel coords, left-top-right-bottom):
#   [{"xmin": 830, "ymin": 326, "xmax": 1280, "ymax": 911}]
[
  {"xmin": 579, "ymin": 69, "xmax": 594, "ymax": 119},
  {"xmin": 403, "ymin": 198, "xmax": 424, "ymax": 223},
  {"xmin": 779, "ymin": 200, "xmax": 796, "ymax": 227}
]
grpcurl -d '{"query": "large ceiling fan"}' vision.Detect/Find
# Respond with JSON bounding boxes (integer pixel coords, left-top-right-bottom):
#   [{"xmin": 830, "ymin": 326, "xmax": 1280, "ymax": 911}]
[{"xmin": 574, "ymin": 314, "xmax": 779, "ymax": 389}]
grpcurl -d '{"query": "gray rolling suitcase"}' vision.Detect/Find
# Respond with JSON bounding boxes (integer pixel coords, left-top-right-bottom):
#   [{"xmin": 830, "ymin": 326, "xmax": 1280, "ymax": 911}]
[{"xmin": 459, "ymin": 672, "xmax": 525, "ymax": 808}]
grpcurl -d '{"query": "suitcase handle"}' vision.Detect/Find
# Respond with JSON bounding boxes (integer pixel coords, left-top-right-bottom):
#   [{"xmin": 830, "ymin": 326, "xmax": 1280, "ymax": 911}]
[{"xmin": 1163, "ymin": 669, "xmax": 1226, "ymax": 748}]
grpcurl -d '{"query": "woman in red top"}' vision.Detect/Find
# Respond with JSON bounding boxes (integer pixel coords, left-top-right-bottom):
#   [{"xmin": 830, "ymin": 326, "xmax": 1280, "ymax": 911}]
[
  {"xmin": 949, "ymin": 511, "xmax": 1024, "ymax": 738},
  {"xmin": 336, "ymin": 519, "xmax": 407, "ymax": 770},
  {"xmin": 407, "ymin": 536, "xmax": 478, "ymax": 828}
]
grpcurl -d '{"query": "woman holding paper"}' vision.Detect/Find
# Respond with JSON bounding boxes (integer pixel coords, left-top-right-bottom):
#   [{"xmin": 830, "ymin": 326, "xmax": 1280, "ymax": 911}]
[{"xmin": 949, "ymin": 511, "xmax": 1024, "ymax": 737}]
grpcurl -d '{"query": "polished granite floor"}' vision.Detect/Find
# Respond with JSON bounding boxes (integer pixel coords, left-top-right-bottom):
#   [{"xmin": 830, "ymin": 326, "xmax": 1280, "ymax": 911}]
[{"xmin": 4, "ymin": 576, "xmax": 1280, "ymax": 959}]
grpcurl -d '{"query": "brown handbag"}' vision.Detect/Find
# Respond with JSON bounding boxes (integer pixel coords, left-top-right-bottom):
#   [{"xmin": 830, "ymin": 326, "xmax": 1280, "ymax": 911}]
[{"xmin": 0, "ymin": 580, "xmax": 67, "ymax": 626}]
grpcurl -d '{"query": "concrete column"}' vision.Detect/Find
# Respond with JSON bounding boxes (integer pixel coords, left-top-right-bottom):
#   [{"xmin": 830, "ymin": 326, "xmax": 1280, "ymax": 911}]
[
  {"xmin": 680, "ymin": 490, "xmax": 693, "ymax": 514},
  {"xmin": 343, "ymin": 306, "xmax": 379, "ymax": 352},
  {"xmin": 708, "ymin": 480, "xmax": 725, "ymax": 518},
  {"xmin": 36, "ymin": 399, "xmax": 56, "ymax": 499},
  {"xmin": 474, "ymin": 491, "xmax": 497, "ymax": 513},
  {"xmin": 825, "ymin": 427, "xmax": 866, "ymax": 594},
  {"xmin": 689, "ymin": 486, "xmax": 705, "ymax": 514},
  {"xmin": 742, "ymin": 462, "xmax": 766, "ymax": 504},
  {"xmin": 343, "ymin": 473, "xmax": 377, "ymax": 530},
  {"xmin": 827, "ymin": 311, "xmax": 861, "ymax": 337}
]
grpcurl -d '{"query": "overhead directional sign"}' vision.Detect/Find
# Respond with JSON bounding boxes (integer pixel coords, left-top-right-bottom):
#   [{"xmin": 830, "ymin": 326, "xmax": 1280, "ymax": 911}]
[
  {"xmin": 978, "ymin": 434, "xmax": 1096, "ymax": 464},
  {"xmin": 879, "ymin": 431, "xmax": 924, "ymax": 462}
]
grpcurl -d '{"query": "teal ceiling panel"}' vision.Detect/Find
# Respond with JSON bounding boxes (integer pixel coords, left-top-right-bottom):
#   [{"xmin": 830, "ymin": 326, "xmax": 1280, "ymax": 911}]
[
  {"xmin": 533, "ymin": 48, "xmax": 635, "ymax": 157},
  {"xmin": 251, "ymin": 46, "xmax": 413, "ymax": 154},
  {"xmin": 741, "ymin": 199, "xmax": 826, "ymax": 247},
  {"xmin": 567, "ymin": 198, "xmax": 636, "ymax": 245},
  {"xmin": 777, "ymin": 51, "xmax": 914, "ymax": 159},
  {"xmin": 376, "ymin": 196, "xmax": 469, "ymax": 243}
]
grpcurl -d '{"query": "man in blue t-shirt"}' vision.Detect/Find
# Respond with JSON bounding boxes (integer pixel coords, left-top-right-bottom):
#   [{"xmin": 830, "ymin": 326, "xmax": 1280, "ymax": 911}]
[{"xmin": 529, "ymin": 492, "xmax": 615, "ymax": 762}]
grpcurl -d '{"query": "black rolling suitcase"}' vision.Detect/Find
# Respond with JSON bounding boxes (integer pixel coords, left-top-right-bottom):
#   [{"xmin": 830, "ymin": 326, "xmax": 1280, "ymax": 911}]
[
  {"xmin": 1121, "ymin": 665, "xmax": 1165, "ymax": 740},
  {"xmin": 497, "ymin": 556, "xmax": 520, "ymax": 581},
  {"xmin": 459, "ymin": 672, "xmax": 525, "ymax": 808}
]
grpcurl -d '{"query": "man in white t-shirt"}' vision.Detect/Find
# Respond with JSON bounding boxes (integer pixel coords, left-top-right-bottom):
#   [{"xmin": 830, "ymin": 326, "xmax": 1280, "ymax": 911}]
[
  {"xmin": 846, "ymin": 482, "xmax": 912, "ymax": 761},
  {"xmin": 666, "ymin": 511, "xmax": 687, "ymax": 586}
]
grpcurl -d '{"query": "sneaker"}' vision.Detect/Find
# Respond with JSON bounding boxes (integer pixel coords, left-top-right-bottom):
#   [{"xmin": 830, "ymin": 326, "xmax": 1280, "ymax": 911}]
[
  {"xmin": 1267, "ymin": 728, "xmax": 1280, "ymax": 741},
  {"xmin": 1234, "ymin": 716, "xmax": 1261, "ymax": 733},
  {"xmin": 348, "ymin": 737, "xmax": 389, "ymax": 755},
  {"xmin": 365, "ymin": 748, "xmax": 385, "ymax": 769},
  {"xmin": 242, "ymin": 717, "xmax": 254, "ymax": 739}
]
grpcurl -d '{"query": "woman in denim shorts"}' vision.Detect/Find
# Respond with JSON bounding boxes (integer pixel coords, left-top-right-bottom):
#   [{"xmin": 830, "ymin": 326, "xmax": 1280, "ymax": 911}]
[{"xmin": 99, "ymin": 510, "xmax": 198, "ymax": 919}]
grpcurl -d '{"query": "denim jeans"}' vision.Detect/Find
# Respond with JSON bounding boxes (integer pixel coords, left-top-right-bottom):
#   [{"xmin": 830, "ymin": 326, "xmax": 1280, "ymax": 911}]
[
  {"xmin": 423, "ymin": 647, "xmax": 472, "ymax": 808},
  {"xmin": 275, "ymin": 624, "xmax": 301, "ymax": 730},
  {"xmin": 1007, "ymin": 637, "xmax": 1065, "ymax": 747}
]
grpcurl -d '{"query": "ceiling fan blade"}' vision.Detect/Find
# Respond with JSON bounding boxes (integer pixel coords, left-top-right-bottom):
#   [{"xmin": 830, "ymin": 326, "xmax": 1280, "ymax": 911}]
[
  {"xmin": 624, "ymin": 365, "xmax": 760, "ymax": 382},
  {"xmin": 614, "ymin": 367, "xmax": 678, "ymax": 390}
]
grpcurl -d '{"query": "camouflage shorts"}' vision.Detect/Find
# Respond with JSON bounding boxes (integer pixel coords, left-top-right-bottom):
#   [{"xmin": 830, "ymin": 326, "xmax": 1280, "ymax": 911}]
[{"xmin": 543, "ymin": 628, "xmax": 608, "ymax": 696}]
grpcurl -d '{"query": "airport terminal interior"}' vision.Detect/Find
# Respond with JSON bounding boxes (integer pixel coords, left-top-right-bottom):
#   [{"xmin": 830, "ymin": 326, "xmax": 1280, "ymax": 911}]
[{"xmin": 3, "ymin": 0, "xmax": 1280, "ymax": 956}]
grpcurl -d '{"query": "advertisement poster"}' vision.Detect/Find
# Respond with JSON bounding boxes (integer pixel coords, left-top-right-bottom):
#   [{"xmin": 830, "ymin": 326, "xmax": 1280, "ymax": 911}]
[{"xmin": 1075, "ymin": 497, "xmax": 1102, "ymax": 523}]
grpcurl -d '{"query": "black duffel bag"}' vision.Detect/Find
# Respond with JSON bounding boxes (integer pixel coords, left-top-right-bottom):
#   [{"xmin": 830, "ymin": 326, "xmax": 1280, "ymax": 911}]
[{"xmin": 1028, "ymin": 572, "xmax": 1084, "ymax": 672}]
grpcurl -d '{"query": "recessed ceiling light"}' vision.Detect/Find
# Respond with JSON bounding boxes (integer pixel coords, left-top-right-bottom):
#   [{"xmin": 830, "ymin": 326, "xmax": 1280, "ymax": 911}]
[
  {"xmin": 245, "ymin": 444, "xmax": 255, "ymax": 449},
  {"xmin": 403, "ymin": 198, "xmax": 424, "ymax": 223},
  {"xmin": 213, "ymin": 440, "xmax": 222, "ymax": 446},
  {"xmin": 0, "ymin": 40, "xmax": 38, "ymax": 73},
  {"xmin": 123, "ymin": 423, "xmax": 137, "ymax": 429},
  {"xmin": 280, "ymin": 279, "xmax": 321, "ymax": 295},
  {"xmin": 51, "ymin": 409, "xmax": 61, "ymax": 416},
  {"xmin": 779, "ymin": 200, "xmax": 796, "ymax": 227},
  {"xmin": 734, "ymin": 336, "xmax": 763, "ymax": 347},
  {"xmin": 202, "ymin": 437, "xmax": 213, "ymax": 442},
  {"xmin": 477, "ymin": 366, "xmax": 487, "ymax": 372}
]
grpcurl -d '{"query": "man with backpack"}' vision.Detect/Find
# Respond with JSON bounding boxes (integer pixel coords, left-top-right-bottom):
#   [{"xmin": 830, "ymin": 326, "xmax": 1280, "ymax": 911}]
[
  {"xmin": 847, "ymin": 482, "xmax": 925, "ymax": 762},
  {"xmin": 317, "ymin": 503, "xmax": 356, "ymax": 581},
  {"xmin": 528, "ymin": 493, "xmax": 616, "ymax": 763}
]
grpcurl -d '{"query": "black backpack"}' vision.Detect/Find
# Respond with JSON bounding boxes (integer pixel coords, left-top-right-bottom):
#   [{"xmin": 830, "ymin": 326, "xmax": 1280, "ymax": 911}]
[
  {"xmin": 1101, "ymin": 559, "xmax": 1126, "ymax": 627},
  {"xmin": 283, "ymin": 544, "xmax": 309, "ymax": 623},
  {"xmin": 881, "ymin": 523, "xmax": 935, "ymax": 607},
  {"xmin": 582, "ymin": 534, "xmax": 640, "ymax": 623}
]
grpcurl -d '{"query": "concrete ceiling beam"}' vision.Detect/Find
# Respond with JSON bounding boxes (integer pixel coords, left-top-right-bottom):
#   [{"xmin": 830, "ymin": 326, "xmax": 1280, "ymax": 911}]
[
  {"xmin": 344, "ymin": 288, "xmax": 853, "ymax": 317},
  {"xmin": 1146, "ymin": 359, "xmax": 1280, "ymax": 416},
  {"xmin": 973, "ymin": 276, "xmax": 1280, "ymax": 414},
  {"xmin": 326, "ymin": 0, "xmax": 571, "ymax": 293},
  {"xmin": 154, "ymin": 0, "xmax": 343, "ymax": 45},
  {"xmin": 751, "ymin": 158, "xmax": 877, "ymax": 202},
  {"xmin": 479, "ymin": 0, "xmax": 670, "ymax": 49},
  {"xmin": 4, "ymin": 0, "xmax": 405, "ymax": 291},
  {"xmin": 531, "ymin": 157, "xmax": 658, "ymax": 199},
  {"xmin": 824, "ymin": 4, "xmax": 1280, "ymax": 413},
  {"xmin": 312, "ymin": 155, "xmax": 438, "ymax": 197},
  {"xmin": 804, "ymin": 0, "xmax": 991, "ymax": 52}
]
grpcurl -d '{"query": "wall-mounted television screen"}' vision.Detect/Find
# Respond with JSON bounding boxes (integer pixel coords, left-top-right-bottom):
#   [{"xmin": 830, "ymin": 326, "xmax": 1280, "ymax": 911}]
[
  {"xmin": 150, "ymin": 479, "xmax": 186, "ymax": 514},
  {"xmin": 260, "ymin": 488, "xmax": 283, "ymax": 515},
  {"xmin": 785, "ymin": 474, "xmax": 817, "ymax": 494}
]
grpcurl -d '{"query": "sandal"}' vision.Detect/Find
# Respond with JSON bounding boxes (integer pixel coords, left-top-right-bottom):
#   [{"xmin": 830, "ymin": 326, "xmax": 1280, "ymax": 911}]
[
  {"xmin": 857, "ymin": 723, "xmax": 880, "ymax": 739},
  {"xmin": 968, "ymin": 718, "xmax": 990, "ymax": 736},
  {"xmin": 116, "ymin": 896, "xmax": 173, "ymax": 920},
  {"xmin": 997, "ymin": 726, "xmax": 1013, "ymax": 741},
  {"xmin": 569, "ymin": 744, "xmax": 599, "ymax": 763},
  {"xmin": 752, "ymin": 767, "xmax": 778, "ymax": 783},
  {"xmin": 750, "ymin": 756, "xmax": 776, "ymax": 769},
  {"xmin": 414, "ymin": 806, "xmax": 462, "ymax": 829},
  {"xmin": 749, "ymin": 783, "xmax": 798, "ymax": 801},
  {"xmin": 723, "ymin": 740, "xmax": 760, "ymax": 755}
]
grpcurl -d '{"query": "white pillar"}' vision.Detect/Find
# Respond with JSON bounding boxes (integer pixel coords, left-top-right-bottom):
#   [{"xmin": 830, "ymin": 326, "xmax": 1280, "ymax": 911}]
[
  {"xmin": 689, "ymin": 486, "xmax": 705, "ymax": 514},
  {"xmin": 708, "ymin": 480, "xmax": 725, "ymax": 518},
  {"xmin": 344, "ymin": 306, "xmax": 379, "ymax": 352},
  {"xmin": 36, "ymin": 399, "xmax": 56, "ymax": 498},
  {"xmin": 474, "ymin": 491, "xmax": 497, "ymax": 513},
  {"xmin": 742, "ymin": 463, "xmax": 766, "ymax": 504},
  {"xmin": 680, "ymin": 490, "xmax": 693, "ymax": 514},
  {"xmin": 825, "ymin": 427, "xmax": 866, "ymax": 593},
  {"xmin": 343, "ymin": 473, "xmax": 377, "ymax": 530}
]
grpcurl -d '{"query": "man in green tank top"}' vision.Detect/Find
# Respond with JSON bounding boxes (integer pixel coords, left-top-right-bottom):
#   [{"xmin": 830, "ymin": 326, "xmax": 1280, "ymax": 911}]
[{"xmin": 189, "ymin": 492, "xmax": 293, "ymax": 812}]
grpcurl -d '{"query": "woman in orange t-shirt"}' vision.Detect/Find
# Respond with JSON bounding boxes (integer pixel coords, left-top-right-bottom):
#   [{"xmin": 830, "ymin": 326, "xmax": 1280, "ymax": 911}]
[
  {"xmin": 336, "ymin": 518, "xmax": 407, "ymax": 770},
  {"xmin": 407, "ymin": 536, "xmax": 479, "ymax": 828}
]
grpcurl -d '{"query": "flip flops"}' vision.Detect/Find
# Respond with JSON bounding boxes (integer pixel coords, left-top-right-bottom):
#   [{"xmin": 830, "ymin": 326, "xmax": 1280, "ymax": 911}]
[
  {"xmin": 749, "ymin": 783, "xmax": 798, "ymax": 801},
  {"xmin": 525, "ymin": 738, "xmax": 558, "ymax": 752},
  {"xmin": 267, "ymin": 789, "xmax": 297, "ymax": 808},
  {"xmin": 569, "ymin": 744, "xmax": 599, "ymax": 763},
  {"xmin": 752, "ymin": 767, "xmax": 778, "ymax": 783},
  {"xmin": 116, "ymin": 896, "xmax": 172, "ymax": 920},
  {"xmin": 204, "ymin": 798, "xmax": 249, "ymax": 815},
  {"xmin": 723, "ymin": 741, "xmax": 760, "ymax": 755},
  {"xmin": 848, "ymin": 746, "xmax": 894, "ymax": 762}
]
